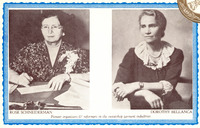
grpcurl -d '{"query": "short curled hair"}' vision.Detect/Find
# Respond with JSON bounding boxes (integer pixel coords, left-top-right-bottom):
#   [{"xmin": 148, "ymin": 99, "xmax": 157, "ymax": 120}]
[
  {"xmin": 40, "ymin": 10, "xmax": 74, "ymax": 35},
  {"xmin": 39, "ymin": 10, "xmax": 76, "ymax": 44},
  {"xmin": 139, "ymin": 10, "xmax": 167, "ymax": 37}
]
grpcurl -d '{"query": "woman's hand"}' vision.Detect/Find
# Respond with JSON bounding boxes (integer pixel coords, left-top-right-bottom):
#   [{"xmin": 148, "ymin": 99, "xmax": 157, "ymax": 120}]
[
  {"xmin": 135, "ymin": 90, "xmax": 164, "ymax": 109},
  {"xmin": 47, "ymin": 74, "xmax": 71, "ymax": 91},
  {"xmin": 112, "ymin": 82, "xmax": 124, "ymax": 100},
  {"xmin": 112, "ymin": 82, "xmax": 123, "ymax": 93},
  {"xmin": 113, "ymin": 82, "xmax": 139, "ymax": 101},
  {"xmin": 18, "ymin": 73, "xmax": 33, "ymax": 87}
]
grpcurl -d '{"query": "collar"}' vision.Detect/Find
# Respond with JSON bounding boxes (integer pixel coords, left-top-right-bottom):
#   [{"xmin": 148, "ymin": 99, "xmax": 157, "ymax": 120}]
[{"xmin": 135, "ymin": 41, "xmax": 175, "ymax": 70}]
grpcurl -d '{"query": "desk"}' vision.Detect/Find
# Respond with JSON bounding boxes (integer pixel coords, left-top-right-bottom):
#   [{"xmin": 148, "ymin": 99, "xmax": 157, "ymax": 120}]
[{"xmin": 9, "ymin": 80, "xmax": 89, "ymax": 110}]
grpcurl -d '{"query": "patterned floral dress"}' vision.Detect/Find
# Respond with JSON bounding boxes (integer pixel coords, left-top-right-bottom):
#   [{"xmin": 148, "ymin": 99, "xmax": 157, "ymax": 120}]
[{"xmin": 10, "ymin": 41, "xmax": 89, "ymax": 82}]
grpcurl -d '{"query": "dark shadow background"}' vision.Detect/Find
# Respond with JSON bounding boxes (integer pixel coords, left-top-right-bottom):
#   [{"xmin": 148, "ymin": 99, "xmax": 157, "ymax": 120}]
[{"xmin": 9, "ymin": 10, "xmax": 89, "ymax": 62}]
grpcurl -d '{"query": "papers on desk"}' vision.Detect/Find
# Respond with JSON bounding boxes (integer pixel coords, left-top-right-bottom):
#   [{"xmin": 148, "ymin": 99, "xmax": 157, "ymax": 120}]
[
  {"xmin": 9, "ymin": 84, "xmax": 18, "ymax": 94},
  {"xmin": 17, "ymin": 79, "xmax": 89, "ymax": 95},
  {"xmin": 71, "ymin": 78, "xmax": 89, "ymax": 87},
  {"xmin": 54, "ymin": 81, "xmax": 89, "ymax": 110},
  {"xmin": 15, "ymin": 75, "xmax": 90, "ymax": 109},
  {"xmin": 17, "ymin": 84, "xmax": 54, "ymax": 95}
]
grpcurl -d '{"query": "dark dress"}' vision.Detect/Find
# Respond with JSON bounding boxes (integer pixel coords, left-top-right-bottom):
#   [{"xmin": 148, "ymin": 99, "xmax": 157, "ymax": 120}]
[
  {"xmin": 114, "ymin": 48, "xmax": 184, "ymax": 109},
  {"xmin": 10, "ymin": 41, "xmax": 89, "ymax": 82}
]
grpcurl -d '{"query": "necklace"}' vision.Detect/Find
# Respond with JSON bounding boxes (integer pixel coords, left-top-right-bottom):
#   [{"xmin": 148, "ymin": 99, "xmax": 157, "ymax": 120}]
[
  {"xmin": 148, "ymin": 51, "xmax": 162, "ymax": 58},
  {"xmin": 147, "ymin": 48, "xmax": 162, "ymax": 59},
  {"xmin": 147, "ymin": 49, "xmax": 162, "ymax": 66},
  {"xmin": 146, "ymin": 41, "xmax": 163, "ymax": 58}
]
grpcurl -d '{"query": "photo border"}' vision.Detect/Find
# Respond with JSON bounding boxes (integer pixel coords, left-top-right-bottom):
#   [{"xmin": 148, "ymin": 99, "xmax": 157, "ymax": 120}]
[{"xmin": 2, "ymin": 2, "xmax": 198, "ymax": 125}]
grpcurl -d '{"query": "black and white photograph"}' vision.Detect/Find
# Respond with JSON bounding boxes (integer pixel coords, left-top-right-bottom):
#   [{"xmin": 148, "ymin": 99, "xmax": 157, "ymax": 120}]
[
  {"xmin": 112, "ymin": 9, "xmax": 193, "ymax": 109},
  {"xmin": 8, "ymin": 9, "xmax": 90, "ymax": 110}
]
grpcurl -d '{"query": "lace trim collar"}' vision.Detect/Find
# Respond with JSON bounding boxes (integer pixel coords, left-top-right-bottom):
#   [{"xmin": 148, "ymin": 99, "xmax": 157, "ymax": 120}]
[{"xmin": 135, "ymin": 41, "xmax": 175, "ymax": 70}]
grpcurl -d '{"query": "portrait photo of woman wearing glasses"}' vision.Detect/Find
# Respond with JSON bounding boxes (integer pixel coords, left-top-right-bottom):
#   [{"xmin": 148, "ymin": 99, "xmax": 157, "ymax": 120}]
[
  {"xmin": 112, "ymin": 10, "xmax": 193, "ymax": 109},
  {"xmin": 9, "ymin": 10, "xmax": 89, "ymax": 95}
]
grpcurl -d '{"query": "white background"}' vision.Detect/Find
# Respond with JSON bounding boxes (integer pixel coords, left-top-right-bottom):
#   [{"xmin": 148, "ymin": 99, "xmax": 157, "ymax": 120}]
[{"xmin": 1, "ymin": 0, "xmax": 200, "ymax": 128}]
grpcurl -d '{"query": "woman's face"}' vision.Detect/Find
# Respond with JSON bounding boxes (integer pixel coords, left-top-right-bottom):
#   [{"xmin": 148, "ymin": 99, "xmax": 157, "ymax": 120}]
[
  {"xmin": 140, "ymin": 15, "xmax": 161, "ymax": 43},
  {"xmin": 41, "ymin": 16, "xmax": 63, "ymax": 43}
]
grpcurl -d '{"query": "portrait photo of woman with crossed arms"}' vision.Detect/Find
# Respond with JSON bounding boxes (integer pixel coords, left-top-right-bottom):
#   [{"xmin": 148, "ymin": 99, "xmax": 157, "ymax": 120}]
[{"xmin": 112, "ymin": 9, "xmax": 193, "ymax": 109}]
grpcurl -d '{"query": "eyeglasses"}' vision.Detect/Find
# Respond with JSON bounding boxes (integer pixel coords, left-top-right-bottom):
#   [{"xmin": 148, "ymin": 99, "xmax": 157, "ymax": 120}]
[{"xmin": 41, "ymin": 25, "xmax": 63, "ymax": 31}]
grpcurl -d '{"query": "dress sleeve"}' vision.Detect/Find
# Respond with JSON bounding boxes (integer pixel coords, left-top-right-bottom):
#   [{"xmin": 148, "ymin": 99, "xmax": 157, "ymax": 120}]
[
  {"xmin": 164, "ymin": 48, "xmax": 184, "ymax": 87},
  {"xmin": 114, "ymin": 48, "xmax": 135, "ymax": 83},
  {"xmin": 74, "ymin": 49, "xmax": 90, "ymax": 73},
  {"xmin": 9, "ymin": 46, "xmax": 30, "ymax": 74}
]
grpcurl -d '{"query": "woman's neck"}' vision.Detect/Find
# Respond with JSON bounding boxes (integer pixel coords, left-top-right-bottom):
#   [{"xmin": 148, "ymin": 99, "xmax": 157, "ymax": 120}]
[
  {"xmin": 146, "ymin": 40, "xmax": 162, "ymax": 52},
  {"xmin": 45, "ymin": 39, "xmax": 62, "ymax": 67},
  {"xmin": 146, "ymin": 40, "xmax": 163, "ymax": 58},
  {"xmin": 45, "ymin": 39, "xmax": 62, "ymax": 48}
]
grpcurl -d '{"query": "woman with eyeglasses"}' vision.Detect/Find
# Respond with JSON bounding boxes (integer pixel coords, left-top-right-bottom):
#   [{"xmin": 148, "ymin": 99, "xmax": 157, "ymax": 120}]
[
  {"xmin": 113, "ymin": 10, "xmax": 187, "ymax": 109},
  {"xmin": 9, "ymin": 10, "xmax": 89, "ymax": 92}
]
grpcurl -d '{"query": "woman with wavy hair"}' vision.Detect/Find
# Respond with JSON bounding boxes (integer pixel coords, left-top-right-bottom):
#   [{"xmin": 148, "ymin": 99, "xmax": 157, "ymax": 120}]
[{"xmin": 113, "ymin": 10, "xmax": 185, "ymax": 109}]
